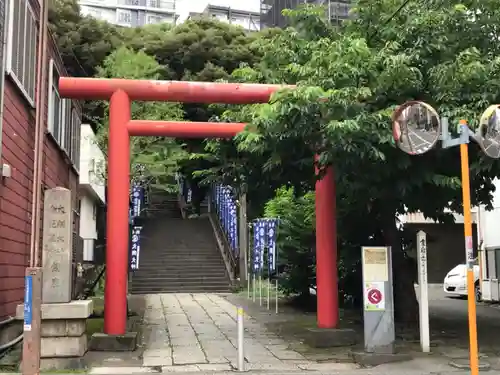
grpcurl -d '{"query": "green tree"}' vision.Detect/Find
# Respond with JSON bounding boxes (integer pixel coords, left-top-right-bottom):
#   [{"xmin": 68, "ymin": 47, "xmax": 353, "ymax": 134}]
[
  {"xmin": 49, "ymin": 0, "xmax": 123, "ymax": 77},
  {"xmin": 95, "ymin": 47, "xmax": 186, "ymax": 190},
  {"xmin": 196, "ymin": 4, "xmax": 500, "ymax": 323}
]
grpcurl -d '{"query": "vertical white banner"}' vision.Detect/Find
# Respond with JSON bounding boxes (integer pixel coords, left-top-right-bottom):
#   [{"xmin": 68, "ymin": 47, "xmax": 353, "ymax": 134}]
[{"xmin": 417, "ymin": 230, "xmax": 430, "ymax": 352}]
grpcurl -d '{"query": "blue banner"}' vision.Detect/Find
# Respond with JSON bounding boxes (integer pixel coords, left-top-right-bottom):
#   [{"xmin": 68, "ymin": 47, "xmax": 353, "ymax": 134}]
[
  {"xmin": 266, "ymin": 218, "xmax": 278, "ymax": 272},
  {"xmin": 130, "ymin": 226, "xmax": 143, "ymax": 270},
  {"xmin": 211, "ymin": 184, "xmax": 240, "ymax": 256},
  {"xmin": 252, "ymin": 219, "xmax": 267, "ymax": 273},
  {"xmin": 229, "ymin": 200, "xmax": 238, "ymax": 255},
  {"xmin": 131, "ymin": 185, "xmax": 144, "ymax": 218},
  {"xmin": 24, "ymin": 276, "xmax": 33, "ymax": 331}
]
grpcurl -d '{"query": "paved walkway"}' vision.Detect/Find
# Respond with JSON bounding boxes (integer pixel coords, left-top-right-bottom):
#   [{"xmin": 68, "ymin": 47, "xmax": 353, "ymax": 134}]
[{"xmin": 140, "ymin": 293, "xmax": 328, "ymax": 371}]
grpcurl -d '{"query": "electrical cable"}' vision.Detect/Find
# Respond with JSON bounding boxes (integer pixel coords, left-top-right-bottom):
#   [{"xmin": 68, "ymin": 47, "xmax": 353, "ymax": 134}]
[{"xmin": 368, "ymin": 0, "xmax": 413, "ymax": 42}]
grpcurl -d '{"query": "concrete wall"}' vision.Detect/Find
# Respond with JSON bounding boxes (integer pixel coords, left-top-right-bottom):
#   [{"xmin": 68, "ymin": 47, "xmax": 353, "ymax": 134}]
[{"xmin": 405, "ymin": 223, "xmax": 478, "ymax": 284}]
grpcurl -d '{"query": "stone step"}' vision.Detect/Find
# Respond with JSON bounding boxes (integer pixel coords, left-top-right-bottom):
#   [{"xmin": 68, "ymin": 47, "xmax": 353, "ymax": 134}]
[
  {"xmin": 138, "ymin": 253, "xmax": 223, "ymax": 259},
  {"xmin": 137, "ymin": 257, "xmax": 224, "ymax": 264},
  {"xmin": 139, "ymin": 251, "xmax": 222, "ymax": 256},
  {"xmin": 131, "ymin": 209, "xmax": 230, "ymax": 293},
  {"xmin": 137, "ymin": 264, "xmax": 225, "ymax": 269},
  {"xmin": 132, "ymin": 276, "xmax": 229, "ymax": 284},
  {"xmin": 133, "ymin": 274, "xmax": 227, "ymax": 282},
  {"xmin": 130, "ymin": 285, "xmax": 232, "ymax": 294},
  {"xmin": 137, "ymin": 263, "xmax": 225, "ymax": 269}
]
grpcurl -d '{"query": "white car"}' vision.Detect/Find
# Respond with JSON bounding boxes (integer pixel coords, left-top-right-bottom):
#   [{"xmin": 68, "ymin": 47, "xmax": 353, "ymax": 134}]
[{"xmin": 443, "ymin": 262, "xmax": 480, "ymax": 301}]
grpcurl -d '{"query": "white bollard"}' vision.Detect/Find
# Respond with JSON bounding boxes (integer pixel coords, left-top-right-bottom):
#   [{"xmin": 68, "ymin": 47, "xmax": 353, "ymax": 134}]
[{"xmin": 237, "ymin": 307, "xmax": 245, "ymax": 372}]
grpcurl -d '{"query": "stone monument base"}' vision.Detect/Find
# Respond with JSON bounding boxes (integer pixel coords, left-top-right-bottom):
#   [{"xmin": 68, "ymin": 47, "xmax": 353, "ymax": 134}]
[
  {"xmin": 88, "ymin": 332, "xmax": 138, "ymax": 351},
  {"xmin": 304, "ymin": 328, "xmax": 357, "ymax": 348},
  {"xmin": 448, "ymin": 358, "xmax": 491, "ymax": 371},
  {"xmin": 39, "ymin": 357, "xmax": 87, "ymax": 371},
  {"xmin": 16, "ymin": 300, "xmax": 93, "ymax": 370}
]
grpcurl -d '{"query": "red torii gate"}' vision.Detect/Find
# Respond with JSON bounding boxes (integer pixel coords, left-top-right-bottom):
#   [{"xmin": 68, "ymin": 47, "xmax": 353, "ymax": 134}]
[{"xmin": 59, "ymin": 77, "xmax": 338, "ymax": 335}]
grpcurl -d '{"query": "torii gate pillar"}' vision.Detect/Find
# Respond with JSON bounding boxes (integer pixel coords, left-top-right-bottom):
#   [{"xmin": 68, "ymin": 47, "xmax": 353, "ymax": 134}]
[{"xmin": 59, "ymin": 77, "xmax": 339, "ymax": 335}]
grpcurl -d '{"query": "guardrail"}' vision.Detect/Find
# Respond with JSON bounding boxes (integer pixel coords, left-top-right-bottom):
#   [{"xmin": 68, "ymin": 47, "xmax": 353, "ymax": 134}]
[{"xmin": 211, "ymin": 185, "xmax": 239, "ymax": 256}]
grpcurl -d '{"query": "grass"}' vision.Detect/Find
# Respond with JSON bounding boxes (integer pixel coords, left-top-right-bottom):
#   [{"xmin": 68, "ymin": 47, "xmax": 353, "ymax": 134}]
[
  {"xmin": 238, "ymin": 278, "xmax": 284, "ymax": 299},
  {"xmin": 86, "ymin": 296, "xmax": 105, "ymax": 339}
]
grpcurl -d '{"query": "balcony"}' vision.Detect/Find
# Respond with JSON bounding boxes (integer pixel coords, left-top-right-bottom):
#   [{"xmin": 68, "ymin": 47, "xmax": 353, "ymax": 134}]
[
  {"xmin": 79, "ymin": 0, "xmax": 176, "ymax": 14},
  {"xmin": 115, "ymin": 0, "xmax": 176, "ymax": 13}
]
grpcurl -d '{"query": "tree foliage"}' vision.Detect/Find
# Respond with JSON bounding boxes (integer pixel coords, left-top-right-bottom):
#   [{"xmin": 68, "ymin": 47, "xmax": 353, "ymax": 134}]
[
  {"xmin": 95, "ymin": 47, "xmax": 185, "ymax": 189},
  {"xmin": 194, "ymin": 3, "xmax": 500, "ymax": 322},
  {"xmin": 50, "ymin": 0, "xmax": 500, "ymax": 323}
]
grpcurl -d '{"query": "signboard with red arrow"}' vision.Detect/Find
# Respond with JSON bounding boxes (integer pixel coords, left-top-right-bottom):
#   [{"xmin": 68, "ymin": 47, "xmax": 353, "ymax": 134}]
[{"xmin": 364, "ymin": 282, "xmax": 385, "ymax": 311}]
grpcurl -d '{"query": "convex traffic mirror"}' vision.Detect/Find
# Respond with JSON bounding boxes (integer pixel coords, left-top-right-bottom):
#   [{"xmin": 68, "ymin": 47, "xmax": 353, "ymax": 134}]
[
  {"xmin": 477, "ymin": 105, "xmax": 500, "ymax": 159},
  {"xmin": 392, "ymin": 101, "xmax": 441, "ymax": 155}
]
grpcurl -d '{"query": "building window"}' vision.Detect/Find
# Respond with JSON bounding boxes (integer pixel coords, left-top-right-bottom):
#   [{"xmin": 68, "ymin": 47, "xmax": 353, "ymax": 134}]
[
  {"xmin": 147, "ymin": 15, "xmax": 163, "ymax": 24},
  {"xmin": 6, "ymin": 0, "xmax": 37, "ymax": 106},
  {"xmin": 48, "ymin": 59, "xmax": 82, "ymax": 171},
  {"xmin": 125, "ymin": 0, "xmax": 140, "ymax": 5},
  {"xmin": 70, "ymin": 108, "xmax": 81, "ymax": 171},
  {"xmin": 117, "ymin": 9, "xmax": 133, "ymax": 25},
  {"xmin": 148, "ymin": 0, "xmax": 159, "ymax": 7}
]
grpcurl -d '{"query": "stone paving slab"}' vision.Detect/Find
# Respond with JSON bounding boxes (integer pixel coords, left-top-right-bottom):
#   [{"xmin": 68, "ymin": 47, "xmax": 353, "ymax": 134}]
[{"xmin": 140, "ymin": 293, "xmax": 311, "ymax": 369}]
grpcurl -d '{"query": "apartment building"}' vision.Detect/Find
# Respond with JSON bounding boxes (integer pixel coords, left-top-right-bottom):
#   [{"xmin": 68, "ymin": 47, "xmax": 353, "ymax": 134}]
[
  {"xmin": 260, "ymin": 0, "xmax": 351, "ymax": 29},
  {"xmin": 0, "ymin": 0, "xmax": 84, "ymax": 317},
  {"xmin": 187, "ymin": 4, "xmax": 260, "ymax": 31},
  {"xmin": 79, "ymin": 0, "xmax": 178, "ymax": 26}
]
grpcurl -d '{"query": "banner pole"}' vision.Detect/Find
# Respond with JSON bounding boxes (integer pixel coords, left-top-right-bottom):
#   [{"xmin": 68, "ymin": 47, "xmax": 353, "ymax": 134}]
[
  {"xmin": 252, "ymin": 274, "xmax": 256, "ymax": 303},
  {"xmin": 267, "ymin": 277, "xmax": 270, "ymax": 309},
  {"xmin": 275, "ymin": 279, "xmax": 279, "ymax": 314},
  {"xmin": 259, "ymin": 273, "xmax": 262, "ymax": 306}
]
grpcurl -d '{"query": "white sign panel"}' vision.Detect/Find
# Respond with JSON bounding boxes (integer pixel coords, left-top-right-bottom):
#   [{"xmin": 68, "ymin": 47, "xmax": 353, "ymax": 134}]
[
  {"xmin": 362, "ymin": 247, "xmax": 389, "ymax": 282},
  {"xmin": 364, "ymin": 281, "xmax": 385, "ymax": 311}
]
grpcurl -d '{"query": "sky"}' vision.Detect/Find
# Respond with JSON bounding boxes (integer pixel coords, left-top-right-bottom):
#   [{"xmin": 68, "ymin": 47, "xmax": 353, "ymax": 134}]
[{"xmin": 176, "ymin": 0, "xmax": 261, "ymax": 21}]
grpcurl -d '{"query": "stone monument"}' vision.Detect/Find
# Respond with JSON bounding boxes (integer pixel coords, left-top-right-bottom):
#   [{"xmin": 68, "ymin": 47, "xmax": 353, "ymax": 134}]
[
  {"xmin": 42, "ymin": 187, "xmax": 73, "ymax": 303},
  {"xmin": 17, "ymin": 187, "xmax": 93, "ymax": 370}
]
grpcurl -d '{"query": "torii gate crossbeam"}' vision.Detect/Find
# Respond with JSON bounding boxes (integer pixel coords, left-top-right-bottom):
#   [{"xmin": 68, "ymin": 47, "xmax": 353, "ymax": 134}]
[{"xmin": 59, "ymin": 77, "xmax": 339, "ymax": 335}]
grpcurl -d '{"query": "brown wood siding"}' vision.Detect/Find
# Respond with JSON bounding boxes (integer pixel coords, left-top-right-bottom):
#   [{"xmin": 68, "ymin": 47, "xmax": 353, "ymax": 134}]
[{"xmin": 0, "ymin": 31, "xmax": 81, "ymax": 318}]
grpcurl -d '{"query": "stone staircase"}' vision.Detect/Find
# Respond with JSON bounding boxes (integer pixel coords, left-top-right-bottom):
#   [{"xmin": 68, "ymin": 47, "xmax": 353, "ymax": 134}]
[{"xmin": 130, "ymin": 190, "xmax": 231, "ymax": 294}]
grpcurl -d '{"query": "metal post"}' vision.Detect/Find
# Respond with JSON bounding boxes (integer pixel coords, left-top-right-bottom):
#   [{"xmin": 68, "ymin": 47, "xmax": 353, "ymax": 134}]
[
  {"xmin": 252, "ymin": 274, "xmax": 256, "ymax": 302},
  {"xmin": 237, "ymin": 307, "xmax": 245, "ymax": 372},
  {"xmin": 247, "ymin": 276, "xmax": 250, "ymax": 299},
  {"xmin": 275, "ymin": 279, "xmax": 279, "ymax": 314},
  {"xmin": 458, "ymin": 122, "xmax": 479, "ymax": 375},
  {"xmin": 22, "ymin": 268, "xmax": 42, "ymax": 375},
  {"xmin": 267, "ymin": 279, "xmax": 270, "ymax": 309},
  {"xmin": 238, "ymin": 192, "xmax": 248, "ymax": 284},
  {"xmin": 259, "ymin": 275, "xmax": 262, "ymax": 306},
  {"xmin": 417, "ymin": 230, "xmax": 430, "ymax": 352}
]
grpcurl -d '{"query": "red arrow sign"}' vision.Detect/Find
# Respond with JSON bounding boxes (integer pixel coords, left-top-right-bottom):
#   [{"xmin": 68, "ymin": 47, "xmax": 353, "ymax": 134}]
[{"xmin": 367, "ymin": 289, "xmax": 382, "ymax": 305}]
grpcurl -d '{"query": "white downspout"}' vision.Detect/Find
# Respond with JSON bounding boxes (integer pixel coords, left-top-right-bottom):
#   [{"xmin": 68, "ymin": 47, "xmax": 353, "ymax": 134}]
[{"xmin": 0, "ymin": 0, "xmax": 10, "ymax": 168}]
